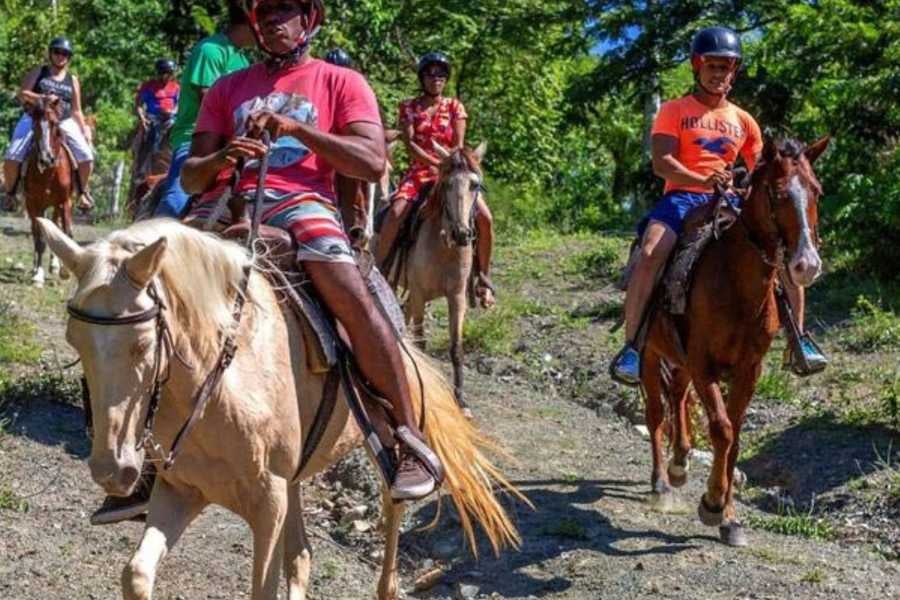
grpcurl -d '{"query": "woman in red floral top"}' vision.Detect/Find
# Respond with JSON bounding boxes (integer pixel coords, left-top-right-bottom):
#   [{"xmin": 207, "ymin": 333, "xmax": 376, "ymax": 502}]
[{"xmin": 377, "ymin": 52, "xmax": 495, "ymax": 307}]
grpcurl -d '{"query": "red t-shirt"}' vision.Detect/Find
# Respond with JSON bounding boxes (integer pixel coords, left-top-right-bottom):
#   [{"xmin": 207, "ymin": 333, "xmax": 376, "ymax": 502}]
[
  {"xmin": 652, "ymin": 95, "xmax": 763, "ymax": 193},
  {"xmin": 136, "ymin": 80, "xmax": 180, "ymax": 116},
  {"xmin": 398, "ymin": 96, "xmax": 466, "ymax": 168},
  {"xmin": 195, "ymin": 59, "xmax": 382, "ymax": 204}
]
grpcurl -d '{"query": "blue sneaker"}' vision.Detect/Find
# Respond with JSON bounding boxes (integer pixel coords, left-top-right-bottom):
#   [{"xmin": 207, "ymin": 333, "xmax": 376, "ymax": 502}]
[{"xmin": 610, "ymin": 344, "xmax": 642, "ymax": 386}]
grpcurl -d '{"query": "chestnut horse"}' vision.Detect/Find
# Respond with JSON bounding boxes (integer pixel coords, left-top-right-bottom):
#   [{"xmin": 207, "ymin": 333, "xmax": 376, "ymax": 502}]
[
  {"xmin": 386, "ymin": 142, "xmax": 486, "ymax": 418},
  {"xmin": 127, "ymin": 117, "xmax": 173, "ymax": 217},
  {"xmin": 24, "ymin": 96, "xmax": 76, "ymax": 287},
  {"xmin": 641, "ymin": 136, "xmax": 830, "ymax": 546}
]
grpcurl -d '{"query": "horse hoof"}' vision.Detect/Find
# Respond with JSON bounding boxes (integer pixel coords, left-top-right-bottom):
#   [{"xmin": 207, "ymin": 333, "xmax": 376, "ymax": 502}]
[
  {"xmin": 697, "ymin": 495, "xmax": 725, "ymax": 527},
  {"xmin": 649, "ymin": 491, "xmax": 679, "ymax": 513},
  {"xmin": 668, "ymin": 462, "xmax": 690, "ymax": 488},
  {"xmin": 719, "ymin": 522, "xmax": 749, "ymax": 547}
]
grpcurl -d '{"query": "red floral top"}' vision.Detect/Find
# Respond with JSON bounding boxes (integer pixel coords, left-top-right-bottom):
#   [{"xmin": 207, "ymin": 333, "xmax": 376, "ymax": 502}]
[{"xmin": 398, "ymin": 96, "xmax": 467, "ymax": 168}]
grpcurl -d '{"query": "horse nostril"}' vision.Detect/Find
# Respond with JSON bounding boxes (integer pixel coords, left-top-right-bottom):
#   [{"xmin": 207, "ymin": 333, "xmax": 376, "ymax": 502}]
[{"xmin": 120, "ymin": 465, "xmax": 140, "ymax": 490}]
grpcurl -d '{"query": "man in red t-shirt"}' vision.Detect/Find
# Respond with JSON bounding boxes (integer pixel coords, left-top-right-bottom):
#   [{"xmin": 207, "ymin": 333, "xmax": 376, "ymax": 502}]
[
  {"xmin": 182, "ymin": 0, "xmax": 444, "ymax": 501},
  {"xmin": 134, "ymin": 59, "xmax": 180, "ymax": 164}
]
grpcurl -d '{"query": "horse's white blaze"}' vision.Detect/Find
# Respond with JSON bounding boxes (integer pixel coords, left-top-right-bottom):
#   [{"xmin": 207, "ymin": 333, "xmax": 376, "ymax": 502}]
[
  {"xmin": 39, "ymin": 119, "xmax": 52, "ymax": 170},
  {"xmin": 787, "ymin": 175, "xmax": 821, "ymax": 286}
]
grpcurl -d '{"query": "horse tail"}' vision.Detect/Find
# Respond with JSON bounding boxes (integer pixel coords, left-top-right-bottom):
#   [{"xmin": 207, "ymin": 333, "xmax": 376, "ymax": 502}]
[{"xmin": 401, "ymin": 343, "xmax": 531, "ymax": 557}]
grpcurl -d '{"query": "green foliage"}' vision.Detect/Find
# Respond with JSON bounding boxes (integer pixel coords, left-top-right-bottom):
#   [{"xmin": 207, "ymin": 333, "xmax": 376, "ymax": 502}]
[
  {"xmin": 0, "ymin": 302, "xmax": 41, "ymax": 366},
  {"xmin": 0, "ymin": 486, "xmax": 29, "ymax": 513},
  {"xmin": 841, "ymin": 297, "xmax": 900, "ymax": 353}
]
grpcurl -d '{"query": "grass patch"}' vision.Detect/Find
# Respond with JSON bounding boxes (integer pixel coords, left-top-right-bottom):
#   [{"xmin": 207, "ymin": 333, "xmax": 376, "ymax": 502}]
[
  {"xmin": 541, "ymin": 518, "xmax": 589, "ymax": 540},
  {"xmin": 800, "ymin": 567, "xmax": 826, "ymax": 584},
  {"xmin": 0, "ymin": 302, "xmax": 42, "ymax": 366},
  {"xmin": 0, "ymin": 372, "xmax": 82, "ymax": 412},
  {"xmin": 840, "ymin": 296, "xmax": 900, "ymax": 353},
  {"xmin": 755, "ymin": 368, "xmax": 795, "ymax": 403},
  {"xmin": 565, "ymin": 236, "xmax": 628, "ymax": 281},
  {"xmin": 0, "ymin": 486, "xmax": 29, "ymax": 513},
  {"xmin": 429, "ymin": 296, "xmax": 552, "ymax": 356},
  {"xmin": 746, "ymin": 508, "xmax": 835, "ymax": 541}
]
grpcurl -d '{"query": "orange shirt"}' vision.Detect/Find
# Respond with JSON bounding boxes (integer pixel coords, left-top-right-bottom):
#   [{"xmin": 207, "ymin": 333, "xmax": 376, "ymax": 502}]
[{"xmin": 651, "ymin": 95, "xmax": 763, "ymax": 193}]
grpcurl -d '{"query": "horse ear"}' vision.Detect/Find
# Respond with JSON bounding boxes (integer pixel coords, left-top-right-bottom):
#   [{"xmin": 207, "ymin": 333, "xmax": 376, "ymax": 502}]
[
  {"xmin": 124, "ymin": 238, "xmax": 168, "ymax": 289},
  {"xmin": 37, "ymin": 217, "xmax": 85, "ymax": 275},
  {"xmin": 805, "ymin": 135, "xmax": 831, "ymax": 164},
  {"xmin": 472, "ymin": 141, "xmax": 488, "ymax": 164},
  {"xmin": 432, "ymin": 142, "xmax": 452, "ymax": 161},
  {"xmin": 762, "ymin": 137, "xmax": 779, "ymax": 162}
]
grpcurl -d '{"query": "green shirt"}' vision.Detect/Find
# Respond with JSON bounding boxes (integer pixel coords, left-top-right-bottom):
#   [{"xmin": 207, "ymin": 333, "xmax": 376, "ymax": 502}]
[{"xmin": 169, "ymin": 32, "xmax": 250, "ymax": 150}]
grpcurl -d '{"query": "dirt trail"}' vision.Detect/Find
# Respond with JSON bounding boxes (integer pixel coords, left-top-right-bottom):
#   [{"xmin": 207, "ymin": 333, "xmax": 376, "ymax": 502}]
[{"xmin": 0, "ymin": 216, "xmax": 897, "ymax": 599}]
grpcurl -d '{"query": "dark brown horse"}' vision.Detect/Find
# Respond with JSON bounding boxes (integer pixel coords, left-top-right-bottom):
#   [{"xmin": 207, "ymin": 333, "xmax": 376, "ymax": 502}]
[
  {"xmin": 24, "ymin": 96, "xmax": 76, "ymax": 287},
  {"xmin": 641, "ymin": 136, "xmax": 830, "ymax": 546},
  {"xmin": 127, "ymin": 117, "xmax": 173, "ymax": 215}
]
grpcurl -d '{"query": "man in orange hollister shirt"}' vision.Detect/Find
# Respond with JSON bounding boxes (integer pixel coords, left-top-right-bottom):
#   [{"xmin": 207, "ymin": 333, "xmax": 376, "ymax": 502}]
[{"xmin": 610, "ymin": 27, "xmax": 827, "ymax": 386}]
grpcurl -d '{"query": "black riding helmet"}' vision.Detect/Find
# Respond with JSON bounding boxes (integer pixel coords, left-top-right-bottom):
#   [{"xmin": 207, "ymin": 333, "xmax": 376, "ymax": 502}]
[
  {"xmin": 691, "ymin": 26, "xmax": 743, "ymax": 64},
  {"xmin": 325, "ymin": 47, "xmax": 352, "ymax": 67},
  {"xmin": 417, "ymin": 52, "xmax": 451, "ymax": 80},
  {"xmin": 48, "ymin": 37, "xmax": 74, "ymax": 56},
  {"xmin": 155, "ymin": 59, "xmax": 177, "ymax": 75}
]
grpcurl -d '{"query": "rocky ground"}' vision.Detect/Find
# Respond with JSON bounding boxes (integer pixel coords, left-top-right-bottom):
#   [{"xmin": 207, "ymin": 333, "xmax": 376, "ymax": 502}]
[{"xmin": 0, "ymin": 215, "xmax": 898, "ymax": 599}]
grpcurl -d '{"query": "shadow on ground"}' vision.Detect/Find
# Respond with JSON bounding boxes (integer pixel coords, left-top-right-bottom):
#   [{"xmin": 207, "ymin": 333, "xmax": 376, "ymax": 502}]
[
  {"xmin": 739, "ymin": 413, "xmax": 900, "ymax": 510},
  {"xmin": 0, "ymin": 373, "xmax": 88, "ymax": 458},
  {"xmin": 406, "ymin": 478, "xmax": 712, "ymax": 598}
]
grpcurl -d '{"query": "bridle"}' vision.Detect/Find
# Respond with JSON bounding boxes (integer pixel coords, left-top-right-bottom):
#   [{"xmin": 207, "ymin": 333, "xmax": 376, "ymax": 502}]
[
  {"xmin": 69, "ymin": 133, "xmax": 271, "ymax": 470},
  {"xmin": 437, "ymin": 163, "xmax": 484, "ymax": 248}
]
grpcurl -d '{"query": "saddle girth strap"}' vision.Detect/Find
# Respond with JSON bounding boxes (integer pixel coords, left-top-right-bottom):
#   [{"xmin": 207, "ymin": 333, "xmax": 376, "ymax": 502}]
[{"xmin": 293, "ymin": 366, "xmax": 341, "ymax": 481}]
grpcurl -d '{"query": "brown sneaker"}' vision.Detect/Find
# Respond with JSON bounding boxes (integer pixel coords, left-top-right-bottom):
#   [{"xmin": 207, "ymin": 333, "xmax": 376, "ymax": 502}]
[
  {"xmin": 391, "ymin": 426, "xmax": 445, "ymax": 501},
  {"xmin": 391, "ymin": 451, "xmax": 437, "ymax": 501},
  {"xmin": 90, "ymin": 469, "xmax": 154, "ymax": 525}
]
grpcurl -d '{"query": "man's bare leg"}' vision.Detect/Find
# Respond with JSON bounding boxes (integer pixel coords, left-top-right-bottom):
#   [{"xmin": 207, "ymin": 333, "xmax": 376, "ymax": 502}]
[
  {"xmin": 77, "ymin": 160, "xmax": 94, "ymax": 210},
  {"xmin": 612, "ymin": 221, "xmax": 677, "ymax": 386}
]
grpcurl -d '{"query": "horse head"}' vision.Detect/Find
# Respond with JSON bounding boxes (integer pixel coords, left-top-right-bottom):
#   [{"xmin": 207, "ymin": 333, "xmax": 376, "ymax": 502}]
[
  {"xmin": 747, "ymin": 136, "xmax": 830, "ymax": 286},
  {"xmin": 30, "ymin": 96, "xmax": 64, "ymax": 170},
  {"xmin": 37, "ymin": 217, "xmax": 170, "ymax": 496},
  {"xmin": 432, "ymin": 142, "xmax": 487, "ymax": 248}
]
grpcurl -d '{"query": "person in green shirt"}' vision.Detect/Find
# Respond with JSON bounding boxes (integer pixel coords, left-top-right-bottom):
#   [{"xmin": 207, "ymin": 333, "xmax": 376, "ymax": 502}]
[{"xmin": 151, "ymin": 2, "xmax": 255, "ymax": 218}]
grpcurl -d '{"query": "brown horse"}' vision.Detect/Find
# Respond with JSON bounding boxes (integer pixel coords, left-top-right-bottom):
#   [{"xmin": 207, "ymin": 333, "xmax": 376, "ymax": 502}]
[
  {"xmin": 641, "ymin": 136, "xmax": 830, "ymax": 546},
  {"xmin": 387, "ymin": 142, "xmax": 486, "ymax": 417},
  {"xmin": 127, "ymin": 117, "xmax": 173, "ymax": 215},
  {"xmin": 24, "ymin": 95, "xmax": 76, "ymax": 287}
]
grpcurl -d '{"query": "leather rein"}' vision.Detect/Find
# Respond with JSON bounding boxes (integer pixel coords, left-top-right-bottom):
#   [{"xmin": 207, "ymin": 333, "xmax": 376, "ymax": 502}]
[{"xmin": 68, "ymin": 133, "xmax": 271, "ymax": 470}]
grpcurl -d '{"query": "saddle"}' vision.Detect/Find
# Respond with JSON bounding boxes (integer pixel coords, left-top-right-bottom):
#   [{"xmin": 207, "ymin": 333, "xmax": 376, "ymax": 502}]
[
  {"xmin": 619, "ymin": 195, "xmax": 741, "ymax": 316},
  {"xmin": 376, "ymin": 182, "xmax": 435, "ymax": 288},
  {"xmin": 219, "ymin": 220, "xmax": 409, "ymax": 484}
]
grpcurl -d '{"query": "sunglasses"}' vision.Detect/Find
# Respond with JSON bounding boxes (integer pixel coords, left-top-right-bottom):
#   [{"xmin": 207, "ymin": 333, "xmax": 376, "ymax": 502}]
[
  {"xmin": 424, "ymin": 70, "xmax": 448, "ymax": 80},
  {"xmin": 50, "ymin": 50, "xmax": 72, "ymax": 58}
]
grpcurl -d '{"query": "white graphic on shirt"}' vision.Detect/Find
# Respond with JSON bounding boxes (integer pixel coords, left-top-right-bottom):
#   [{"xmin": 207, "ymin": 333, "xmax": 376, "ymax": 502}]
[{"xmin": 233, "ymin": 92, "xmax": 318, "ymax": 169}]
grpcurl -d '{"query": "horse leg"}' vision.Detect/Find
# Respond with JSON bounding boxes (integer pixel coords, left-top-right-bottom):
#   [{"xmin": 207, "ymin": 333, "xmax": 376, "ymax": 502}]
[
  {"xmin": 666, "ymin": 367, "xmax": 693, "ymax": 488},
  {"xmin": 448, "ymin": 291, "xmax": 471, "ymax": 417},
  {"xmin": 283, "ymin": 482, "xmax": 312, "ymax": 600},
  {"xmin": 642, "ymin": 351, "xmax": 675, "ymax": 512},
  {"xmin": 716, "ymin": 362, "xmax": 762, "ymax": 547},
  {"xmin": 249, "ymin": 480, "xmax": 288, "ymax": 600},
  {"xmin": 692, "ymin": 376, "xmax": 733, "ymax": 527},
  {"xmin": 377, "ymin": 489, "xmax": 407, "ymax": 600},
  {"xmin": 122, "ymin": 479, "xmax": 205, "ymax": 600},
  {"xmin": 58, "ymin": 197, "xmax": 74, "ymax": 280},
  {"xmin": 405, "ymin": 287, "xmax": 426, "ymax": 350},
  {"xmin": 29, "ymin": 217, "xmax": 46, "ymax": 287}
]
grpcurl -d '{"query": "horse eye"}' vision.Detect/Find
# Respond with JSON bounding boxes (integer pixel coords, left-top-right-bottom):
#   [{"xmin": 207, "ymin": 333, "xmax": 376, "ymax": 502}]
[{"xmin": 469, "ymin": 182, "xmax": 480, "ymax": 192}]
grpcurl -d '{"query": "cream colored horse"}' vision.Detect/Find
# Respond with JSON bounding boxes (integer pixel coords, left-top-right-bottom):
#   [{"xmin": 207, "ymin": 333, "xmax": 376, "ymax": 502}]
[
  {"xmin": 399, "ymin": 143, "xmax": 485, "ymax": 417},
  {"xmin": 38, "ymin": 217, "xmax": 523, "ymax": 600}
]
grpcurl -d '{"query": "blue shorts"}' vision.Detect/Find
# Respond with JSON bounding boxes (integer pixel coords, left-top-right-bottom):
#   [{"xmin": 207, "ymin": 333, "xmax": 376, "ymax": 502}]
[
  {"xmin": 153, "ymin": 143, "xmax": 191, "ymax": 219},
  {"xmin": 637, "ymin": 191, "xmax": 740, "ymax": 238}
]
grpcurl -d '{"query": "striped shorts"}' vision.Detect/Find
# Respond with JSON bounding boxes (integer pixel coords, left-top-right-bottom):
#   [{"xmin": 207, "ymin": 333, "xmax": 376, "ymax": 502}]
[{"xmin": 186, "ymin": 190, "xmax": 354, "ymax": 264}]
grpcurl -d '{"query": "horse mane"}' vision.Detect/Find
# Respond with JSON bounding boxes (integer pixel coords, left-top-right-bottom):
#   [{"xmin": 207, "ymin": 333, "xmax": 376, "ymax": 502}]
[{"xmin": 90, "ymin": 220, "xmax": 256, "ymax": 360}]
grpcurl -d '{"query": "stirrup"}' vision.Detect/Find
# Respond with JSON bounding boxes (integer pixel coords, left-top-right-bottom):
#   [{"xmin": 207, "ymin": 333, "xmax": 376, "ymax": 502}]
[
  {"xmin": 394, "ymin": 425, "xmax": 445, "ymax": 486},
  {"xmin": 783, "ymin": 333, "xmax": 828, "ymax": 377}
]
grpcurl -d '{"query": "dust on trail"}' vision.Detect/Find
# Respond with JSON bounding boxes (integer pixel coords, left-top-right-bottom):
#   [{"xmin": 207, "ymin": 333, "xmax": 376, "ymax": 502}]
[{"xmin": 1, "ymin": 216, "xmax": 898, "ymax": 599}]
